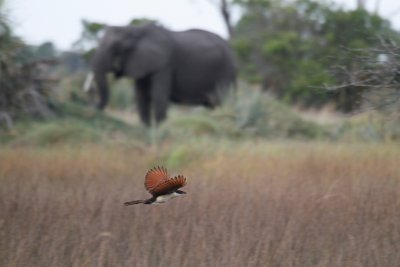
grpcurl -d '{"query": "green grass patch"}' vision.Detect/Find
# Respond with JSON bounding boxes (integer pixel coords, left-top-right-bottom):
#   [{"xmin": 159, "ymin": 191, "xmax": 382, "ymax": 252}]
[
  {"xmin": 1, "ymin": 84, "xmax": 399, "ymax": 146},
  {"xmin": 0, "ymin": 102, "xmax": 146, "ymax": 146}
]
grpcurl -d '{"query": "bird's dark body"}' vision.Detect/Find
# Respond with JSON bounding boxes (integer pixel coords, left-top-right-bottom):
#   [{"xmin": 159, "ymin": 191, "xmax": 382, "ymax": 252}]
[{"xmin": 124, "ymin": 198, "xmax": 154, "ymax": 205}]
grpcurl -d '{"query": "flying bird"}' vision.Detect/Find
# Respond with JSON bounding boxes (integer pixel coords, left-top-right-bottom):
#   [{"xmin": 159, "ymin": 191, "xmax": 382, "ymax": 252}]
[{"xmin": 124, "ymin": 166, "xmax": 187, "ymax": 205}]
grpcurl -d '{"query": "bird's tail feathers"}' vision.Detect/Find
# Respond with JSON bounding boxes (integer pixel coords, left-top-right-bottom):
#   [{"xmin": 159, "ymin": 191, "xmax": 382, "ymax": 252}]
[{"xmin": 124, "ymin": 200, "xmax": 145, "ymax": 206}]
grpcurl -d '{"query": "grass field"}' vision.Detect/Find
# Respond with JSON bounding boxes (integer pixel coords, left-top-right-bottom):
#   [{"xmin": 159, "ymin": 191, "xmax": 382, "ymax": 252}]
[{"xmin": 0, "ymin": 141, "xmax": 399, "ymax": 266}]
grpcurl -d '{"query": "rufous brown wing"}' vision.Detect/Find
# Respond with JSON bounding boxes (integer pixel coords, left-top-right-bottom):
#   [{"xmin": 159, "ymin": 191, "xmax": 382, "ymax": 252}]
[
  {"xmin": 144, "ymin": 166, "xmax": 169, "ymax": 193},
  {"xmin": 150, "ymin": 175, "xmax": 187, "ymax": 196}
]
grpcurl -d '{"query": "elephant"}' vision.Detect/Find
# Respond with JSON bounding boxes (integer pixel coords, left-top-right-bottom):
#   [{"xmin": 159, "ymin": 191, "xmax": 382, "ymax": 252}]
[{"xmin": 90, "ymin": 23, "xmax": 236, "ymax": 126}]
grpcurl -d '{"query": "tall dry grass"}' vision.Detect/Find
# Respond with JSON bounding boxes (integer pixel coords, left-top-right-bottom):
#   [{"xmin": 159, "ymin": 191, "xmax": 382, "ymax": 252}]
[{"xmin": 0, "ymin": 142, "xmax": 399, "ymax": 266}]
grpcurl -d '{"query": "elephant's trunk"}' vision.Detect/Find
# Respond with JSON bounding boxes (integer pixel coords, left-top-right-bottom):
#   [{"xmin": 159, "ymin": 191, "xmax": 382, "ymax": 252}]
[
  {"xmin": 94, "ymin": 70, "xmax": 109, "ymax": 110},
  {"xmin": 91, "ymin": 49, "xmax": 111, "ymax": 110}
]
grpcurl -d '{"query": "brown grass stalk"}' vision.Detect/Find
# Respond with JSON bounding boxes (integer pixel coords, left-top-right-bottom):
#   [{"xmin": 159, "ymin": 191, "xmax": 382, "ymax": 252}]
[{"xmin": 0, "ymin": 143, "xmax": 399, "ymax": 266}]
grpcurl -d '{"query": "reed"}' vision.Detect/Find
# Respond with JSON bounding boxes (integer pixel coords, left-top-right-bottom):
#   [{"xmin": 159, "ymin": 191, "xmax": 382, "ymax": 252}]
[{"xmin": 0, "ymin": 142, "xmax": 399, "ymax": 266}]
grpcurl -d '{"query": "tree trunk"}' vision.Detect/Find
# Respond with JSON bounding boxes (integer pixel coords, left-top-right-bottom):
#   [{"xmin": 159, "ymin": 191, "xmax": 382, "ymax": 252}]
[
  {"xmin": 357, "ymin": 0, "xmax": 366, "ymax": 9},
  {"xmin": 220, "ymin": 0, "xmax": 234, "ymax": 39}
]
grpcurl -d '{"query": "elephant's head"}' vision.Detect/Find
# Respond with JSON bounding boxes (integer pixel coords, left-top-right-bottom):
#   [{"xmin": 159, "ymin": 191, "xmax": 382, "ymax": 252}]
[{"xmin": 91, "ymin": 24, "xmax": 172, "ymax": 109}]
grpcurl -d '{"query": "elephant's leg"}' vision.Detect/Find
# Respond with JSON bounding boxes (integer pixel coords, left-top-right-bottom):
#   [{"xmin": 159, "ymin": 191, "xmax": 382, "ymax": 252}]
[
  {"xmin": 150, "ymin": 70, "xmax": 171, "ymax": 125},
  {"xmin": 135, "ymin": 77, "xmax": 151, "ymax": 126}
]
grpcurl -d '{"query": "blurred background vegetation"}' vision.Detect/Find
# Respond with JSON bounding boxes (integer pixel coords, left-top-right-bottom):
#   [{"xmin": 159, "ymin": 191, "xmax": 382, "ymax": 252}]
[
  {"xmin": 2, "ymin": 2, "xmax": 400, "ymax": 265},
  {"xmin": 1, "ymin": 0, "xmax": 400, "ymax": 146}
]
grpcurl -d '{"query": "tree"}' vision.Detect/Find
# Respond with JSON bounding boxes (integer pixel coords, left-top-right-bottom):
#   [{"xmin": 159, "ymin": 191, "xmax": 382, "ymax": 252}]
[
  {"xmin": 73, "ymin": 20, "xmax": 107, "ymax": 56},
  {"xmin": 231, "ymin": 0, "xmax": 399, "ymax": 111},
  {"xmin": 36, "ymin": 41, "xmax": 56, "ymax": 60},
  {"xmin": 0, "ymin": 3, "xmax": 55, "ymax": 128},
  {"xmin": 328, "ymin": 38, "xmax": 400, "ymax": 118},
  {"xmin": 194, "ymin": 0, "xmax": 236, "ymax": 39}
]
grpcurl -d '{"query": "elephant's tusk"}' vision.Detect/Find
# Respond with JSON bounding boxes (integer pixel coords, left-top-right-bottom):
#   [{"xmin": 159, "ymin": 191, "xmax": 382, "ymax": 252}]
[{"xmin": 83, "ymin": 72, "xmax": 94, "ymax": 92}]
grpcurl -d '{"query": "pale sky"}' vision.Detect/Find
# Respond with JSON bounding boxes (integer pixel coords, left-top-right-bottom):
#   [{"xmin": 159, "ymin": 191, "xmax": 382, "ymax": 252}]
[{"xmin": 5, "ymin": 0, "xmax": 400, "ymax": 50}]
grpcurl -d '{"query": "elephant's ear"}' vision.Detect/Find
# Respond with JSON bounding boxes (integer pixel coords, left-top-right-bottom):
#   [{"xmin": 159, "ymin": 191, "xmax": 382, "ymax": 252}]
[{"xmin": 125, "ymin": 27, "xmax": 173, "ymax": 79}]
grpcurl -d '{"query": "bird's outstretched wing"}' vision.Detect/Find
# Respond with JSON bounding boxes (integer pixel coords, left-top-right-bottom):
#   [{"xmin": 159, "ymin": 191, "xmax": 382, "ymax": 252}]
[
  {"xmin": 151, "ymin": 175, "xmax": 187, "ymax": 196},
  {"xmin": 145, "ymin": 166, "xmax": 169, "ymax": 193}
]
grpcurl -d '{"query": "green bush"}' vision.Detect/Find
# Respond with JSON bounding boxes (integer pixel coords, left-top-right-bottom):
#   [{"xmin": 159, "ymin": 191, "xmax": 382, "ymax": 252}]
[{"xmin": 12, "ymin": 120, "xmax": 101, "ymax": 146}]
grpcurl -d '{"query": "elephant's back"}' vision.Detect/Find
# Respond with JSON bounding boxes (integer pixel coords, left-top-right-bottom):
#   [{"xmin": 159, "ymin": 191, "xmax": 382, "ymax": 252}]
[
  {"xmin": 175, "ymin": 29, "xmax": 235, "ymax": 81},
  {"xmin": 174, "ymin": 29, "xmax": 225, "ymax": 39},
  {"xmin": 170, "ymin": 29, "xmax": 236, "ymax": 106},
  {"xmin": 176, "ymin": 29, "xmax": 236, "ymax": 72},
  {"xmin": 173, "ymin": 29, "xmax": 229, "ymax": 51}
]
